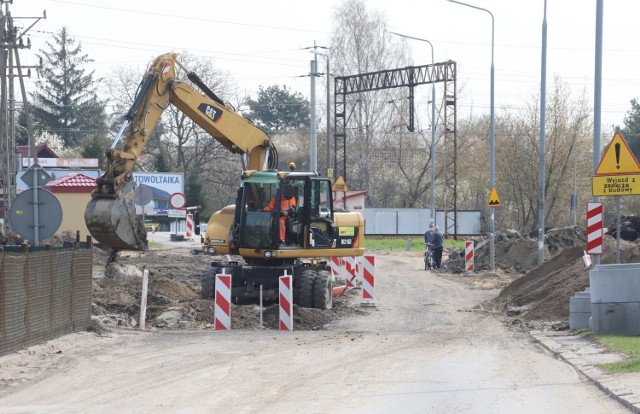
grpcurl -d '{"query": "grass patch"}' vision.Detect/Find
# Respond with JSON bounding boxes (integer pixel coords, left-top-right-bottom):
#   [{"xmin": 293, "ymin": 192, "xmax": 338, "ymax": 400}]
[
  {"xmin": 364, "ymin": 237, "xmax": 464, "ymax": 252},
  {"xmin": 591, "ymin": 334, "xmax": 640, "ymax": 373},
  {"xmin": 148, "ymin": 241, "xmax": 163, "ymax": 249}
]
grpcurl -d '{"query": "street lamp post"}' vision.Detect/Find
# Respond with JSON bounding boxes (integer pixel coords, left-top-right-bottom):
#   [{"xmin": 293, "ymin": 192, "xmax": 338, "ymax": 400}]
[
  {"xmin": 447, "ymin": 0, "xmax": 495, "ymax": 271},
  {"xmin": 389, "ymin": 31, "xmax": 437, "ymax": 226},
  {"xmin": 538, "ymin": 0, "xmax": 548, "ymax": 266}
]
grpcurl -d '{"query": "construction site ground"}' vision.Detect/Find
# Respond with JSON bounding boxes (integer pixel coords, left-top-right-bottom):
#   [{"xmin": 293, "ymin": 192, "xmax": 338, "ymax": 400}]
[{"xmin": 0, "ymin": 230, "xmax": 638, "ymax": 412}]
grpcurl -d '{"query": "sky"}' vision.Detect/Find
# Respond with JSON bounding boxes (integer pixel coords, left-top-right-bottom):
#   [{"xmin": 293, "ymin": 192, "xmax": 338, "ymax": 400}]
[{"xmin": 10, "ymin": 0, "xmax": 640, "ymax": 131}]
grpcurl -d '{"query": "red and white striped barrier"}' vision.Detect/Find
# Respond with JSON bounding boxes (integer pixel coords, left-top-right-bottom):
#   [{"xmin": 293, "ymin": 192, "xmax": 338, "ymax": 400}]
[
  {"xmin": 186, "ymin": 213, "xmax": 194, "ymax": 238},
  {"xmin": 330, "ymin": 257, "xmax": 342, "ymax": 281},
  {"xmin": 214, "ymin": 271, "xmax": 232, "ymax": 330},
  {"xmin": 279, "ymin": 273, "xmax": 293, "ymax": 331},
  {"xmin": 343, "ymin": 257, "xmax": 356, "ymax": 287},
  {"xmin": 361, "ymin": 255, "xmax": 375, "ymax": 303},
  {"xmin": 139, "ymin": 268, "xmax": 150, "ymax": 329},
  {"xmin": 586, "ymin": 202, "xmax": 603, "ymax": 254},
  {"xmin": 465, "ymin": 241, "xmax": 475, "ymax": 272}
]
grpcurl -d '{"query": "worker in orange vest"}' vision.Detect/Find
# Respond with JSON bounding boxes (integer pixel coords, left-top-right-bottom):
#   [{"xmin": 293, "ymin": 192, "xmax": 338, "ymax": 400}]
[{"xmin": 263, "ymin": 183, "xmax": 297, "ymax": 243}]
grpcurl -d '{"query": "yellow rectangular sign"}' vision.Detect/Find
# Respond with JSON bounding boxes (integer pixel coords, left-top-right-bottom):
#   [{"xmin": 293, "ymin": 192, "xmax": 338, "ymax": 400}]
[
  {"xmin": 592, "ymin": 174, "xmax": 640, "ymax": 196},
  {"xmin": 338, "ymin": 226, "xmax": 355, "ymax": 236}
]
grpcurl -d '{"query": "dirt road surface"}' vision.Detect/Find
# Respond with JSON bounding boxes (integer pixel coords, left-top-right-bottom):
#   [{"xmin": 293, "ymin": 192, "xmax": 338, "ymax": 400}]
[{"xmin": 0, "ymin": 247, "xmax": 629, "ymax": 413}]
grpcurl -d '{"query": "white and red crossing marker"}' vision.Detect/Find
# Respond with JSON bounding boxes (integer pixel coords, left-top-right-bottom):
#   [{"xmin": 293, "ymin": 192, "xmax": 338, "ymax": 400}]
[
  {"xmin": 465, "ymin": 241, "xmax": 475, "ymax": 272},
  {"xmin": 361, "ymin": 255, "xmax": 375, "ymax": 302},
  {"xmin": 279, "ymin": 274, "xmax": 293, "ymax": 331},
  {"xmin": 586, "ymin": 202, "xmax": 603, "ymax": 255},
  {"xmin": 329, "ymin": 257, "xmax": 342, "ymax": 281},
  {"xmin": 214, "ymin": 272, "xmax": 232, "ymax": 330},
  {"xmin": 344, "ymin": 256, "xmax": 357, "ymax": 287},
  {"xmin": 186, "ymin": 213, "xmax": 194, "ymax": 237}
]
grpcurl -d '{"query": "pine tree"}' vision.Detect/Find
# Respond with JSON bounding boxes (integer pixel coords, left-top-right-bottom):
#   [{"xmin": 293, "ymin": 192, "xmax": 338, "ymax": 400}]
[
  {"xmin": 31, "ymin": 27, "xmax": 107, "ymax": 148},
  {"xmin": 246, "ymin": 85, "xmax": 310, "ymax": 135}
]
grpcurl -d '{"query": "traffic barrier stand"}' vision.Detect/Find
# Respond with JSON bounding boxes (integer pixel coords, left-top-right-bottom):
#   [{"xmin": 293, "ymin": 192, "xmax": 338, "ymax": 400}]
[
  {"xmin": 186, "ymin": 213, "xmax": 194, "ymax": 238},
  {"xmin": 139, "ymin": 267, "xmax": 150, "ymax": 329},
  {"xmin": 344, "ymin": 257, "xmax": 359, "ymax": 288},
  {"xmin": 464, "ymin": 241, "xmax": 475, "ymax": 275},
  {"xmin": 360, "ymin": 255, "xmax": 376, "ymax": 307},
  {"xmin": 214, "ymin": 270, "xmax": 232, "ymax": 330},
  {"xmin": 279, "ymin": 272, "xmax": 293, "ymax": 331},
  {"xmin": 330, "ymin": 257, "xmax": 343, "ymax": 282},
  {"xmin": 586, "ymin": 202, "xmax": 603, "ymax": 255}
]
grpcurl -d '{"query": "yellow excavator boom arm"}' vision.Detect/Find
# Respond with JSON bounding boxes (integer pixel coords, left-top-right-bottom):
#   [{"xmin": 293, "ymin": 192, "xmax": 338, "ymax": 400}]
[{"xmin": 86, "ymin": 53, "xmax": 275, "ymax": 250}]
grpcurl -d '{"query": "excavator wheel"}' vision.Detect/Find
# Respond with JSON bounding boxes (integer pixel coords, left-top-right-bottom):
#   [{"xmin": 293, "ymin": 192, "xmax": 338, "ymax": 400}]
[
  {"xmin": 313, "ymin": 270, "xmax": 333, "ymax": 310},
  {"xmin": 200, "ymin": 266, "xmax": 220, "ymax": 299},
  {"xmin": 295, "ymin": 270, "xmax": 316, "ymax": 308},
  {"xmin": 84, "ymin": 183, "xmax": 147, "ymax": 251}
]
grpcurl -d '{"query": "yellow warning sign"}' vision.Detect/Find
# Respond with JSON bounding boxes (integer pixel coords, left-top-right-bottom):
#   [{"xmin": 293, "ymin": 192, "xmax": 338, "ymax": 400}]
[
  {"xmin": 487, "ymin": 186, "xmax": 501, "ymax": 207},
  {"xmin": 332, "ymin": 176, "xmax": 349, "ymax": 192},
  {"xmin": 595, "ymin": 132, "xmax": 640, "ymax": 175}
]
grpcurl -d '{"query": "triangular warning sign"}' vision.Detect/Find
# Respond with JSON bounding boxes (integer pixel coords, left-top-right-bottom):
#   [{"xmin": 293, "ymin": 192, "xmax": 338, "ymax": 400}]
[
  {"xmin": 595, "ymin": 132, "xmax": 640, "ymax": 175},
  {"xmin": 487, "ymin": 186, "xmax": 501, "ymax": 207},
  {"xmin": 332, "ymin": 176, "xmax": 349, "ymax": 192}
]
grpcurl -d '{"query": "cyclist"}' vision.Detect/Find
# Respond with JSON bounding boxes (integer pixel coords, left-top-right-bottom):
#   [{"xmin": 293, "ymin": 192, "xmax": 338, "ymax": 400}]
[{"xmin": 424, "ymin": 223, "xmax": 435, "ymax": 270}]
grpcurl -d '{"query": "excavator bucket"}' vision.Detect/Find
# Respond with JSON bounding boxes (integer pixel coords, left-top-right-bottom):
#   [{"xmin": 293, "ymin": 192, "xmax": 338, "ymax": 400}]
[{"xmin": 84, "ymin": 183, "xmax": 147, "ymax": 251}]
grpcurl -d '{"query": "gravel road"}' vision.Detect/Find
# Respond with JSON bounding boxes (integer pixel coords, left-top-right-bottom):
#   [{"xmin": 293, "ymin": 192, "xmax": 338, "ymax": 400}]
[{"xmin": 0, "ymin": 249, "xmax": 629, "ymax": 413}]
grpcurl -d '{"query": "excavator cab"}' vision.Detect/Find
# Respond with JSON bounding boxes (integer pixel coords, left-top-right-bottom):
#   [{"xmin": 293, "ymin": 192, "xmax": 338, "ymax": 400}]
[{"xmin": 233, "ymin": 171, "xmax": 337, "ymax": 252}]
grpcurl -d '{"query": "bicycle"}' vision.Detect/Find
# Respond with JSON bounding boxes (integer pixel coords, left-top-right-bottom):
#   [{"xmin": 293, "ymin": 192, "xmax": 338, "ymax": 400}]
[{"xmin": 424, "ymin": 243, "xmax": 434, "ymax": 270}]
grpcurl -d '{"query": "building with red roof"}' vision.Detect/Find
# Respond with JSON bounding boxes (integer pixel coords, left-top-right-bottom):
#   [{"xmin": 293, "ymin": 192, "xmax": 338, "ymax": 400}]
[{"xmin": 45, "ymin": 173, "xmax": 96, "ymax": 241}]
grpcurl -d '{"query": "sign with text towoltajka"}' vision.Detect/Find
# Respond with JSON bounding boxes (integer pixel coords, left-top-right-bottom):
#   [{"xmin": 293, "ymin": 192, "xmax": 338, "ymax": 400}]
[{"xmin": 592, "ymin": 174, "xmax": 640, "ymax": 196}]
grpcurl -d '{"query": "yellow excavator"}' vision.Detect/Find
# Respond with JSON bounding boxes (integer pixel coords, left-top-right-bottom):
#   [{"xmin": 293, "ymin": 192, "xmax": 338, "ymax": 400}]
[{"xmin": 85, "ymin": 53, "xmax": 364, "ymax": 309}]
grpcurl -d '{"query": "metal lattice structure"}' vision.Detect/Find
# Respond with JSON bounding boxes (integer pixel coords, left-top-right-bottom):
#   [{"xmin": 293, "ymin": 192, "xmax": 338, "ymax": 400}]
[{"xmin": 333, "ymin": 61, "xmax": 458, "ymax": 237}]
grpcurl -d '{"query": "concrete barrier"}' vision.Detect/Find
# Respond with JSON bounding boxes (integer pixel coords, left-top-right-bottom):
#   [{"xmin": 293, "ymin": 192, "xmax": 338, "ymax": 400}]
[
  {"xmin": 569, "ymin": 289, "xmax": 591, "ymax": 330},
  {"xmin": 590, "ymin": 263, "xmax": 640, "ymax": 335}
]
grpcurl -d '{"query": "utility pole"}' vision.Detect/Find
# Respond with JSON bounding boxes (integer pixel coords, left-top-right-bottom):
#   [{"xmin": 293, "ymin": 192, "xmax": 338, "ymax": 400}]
[
  {"xmin": 305, "ymin": 43, "xmax": 329, "ymax": 174},
  {"xmin": 0, "ymin": 2, "xmax": 45, "ymax": 235}
]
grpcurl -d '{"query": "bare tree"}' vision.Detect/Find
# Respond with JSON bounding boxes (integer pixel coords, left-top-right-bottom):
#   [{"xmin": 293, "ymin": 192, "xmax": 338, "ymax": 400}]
[
  {"xmin": 495, "ymin": 79, "xmax": 592, "ymax": 232},
  {"xmin": 330, "ymin": 0, "xmax": 412, "ymax": 205}
]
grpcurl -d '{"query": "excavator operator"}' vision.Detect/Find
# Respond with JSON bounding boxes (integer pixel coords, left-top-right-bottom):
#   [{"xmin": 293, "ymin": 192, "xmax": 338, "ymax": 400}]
[{"xmin": 263, "ymin": 182, "xmax": 296, "ymax": 243}]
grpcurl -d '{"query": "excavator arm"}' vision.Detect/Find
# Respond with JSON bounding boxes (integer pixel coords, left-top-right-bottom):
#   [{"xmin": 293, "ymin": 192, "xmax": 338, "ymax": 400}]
[{"xmin": 85, "ymin": 53, "xmax": 276, "ymax": 250}]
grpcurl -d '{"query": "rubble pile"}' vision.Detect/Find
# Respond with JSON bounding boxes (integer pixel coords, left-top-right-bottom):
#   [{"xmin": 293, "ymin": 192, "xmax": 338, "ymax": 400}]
[{"xmin": 607, "ymin": 214, "xmax": 640, "ymax": 241}]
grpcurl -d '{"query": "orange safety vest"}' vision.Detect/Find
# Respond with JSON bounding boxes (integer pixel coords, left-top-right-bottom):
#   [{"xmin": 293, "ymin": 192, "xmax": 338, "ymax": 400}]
[{"xmin": 264, "ymin": 197, "xmax": 296, "ymax": 242}]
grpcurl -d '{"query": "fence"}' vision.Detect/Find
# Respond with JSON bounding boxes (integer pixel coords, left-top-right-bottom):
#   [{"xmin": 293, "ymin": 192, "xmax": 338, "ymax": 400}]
[
  {"xmin": 0, "ymin": 247, "xmax": 93, "ymax": 357},
  {"xmin": 363, "ymin": 209, "xmax": 482, "ymax": 236}
]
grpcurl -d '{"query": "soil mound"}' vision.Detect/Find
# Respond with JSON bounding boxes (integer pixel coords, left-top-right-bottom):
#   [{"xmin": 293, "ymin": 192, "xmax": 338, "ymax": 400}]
[
  {"xmin": 485, "ymin": 235, "xmax": 640, "ymax": 322},
  {"xmin": 446, "ymin": 226, "xmax": 586, "ymax": 274}
]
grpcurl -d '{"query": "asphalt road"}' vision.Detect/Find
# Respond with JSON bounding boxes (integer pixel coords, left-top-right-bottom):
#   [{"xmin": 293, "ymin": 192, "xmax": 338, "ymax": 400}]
[{"xmin": 0, "ymin": 249, "xmax": 629, "ymax": 413}]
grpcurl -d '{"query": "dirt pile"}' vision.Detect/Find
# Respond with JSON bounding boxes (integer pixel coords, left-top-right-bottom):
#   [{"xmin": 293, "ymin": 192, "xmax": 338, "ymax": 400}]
[
  {"xmin": 484, "ymin": 235, "xmax": 640, "ymax": 323},
  {"xmin": 91, "ymin": 246, "xmax": 366, "ymax": 331},
  {"xmin": 440, "ymin": 226, "xmax": 640, "ymax": 328},
  {"xmin": 446, "ymin": 226, "xmax": 586, "ymax": 274}
]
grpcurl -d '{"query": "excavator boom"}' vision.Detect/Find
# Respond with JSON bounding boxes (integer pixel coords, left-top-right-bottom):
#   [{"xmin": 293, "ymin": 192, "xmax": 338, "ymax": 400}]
[{"xmin": 85, "ymin": 53, "xmax": 275, "ymax": 250}]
